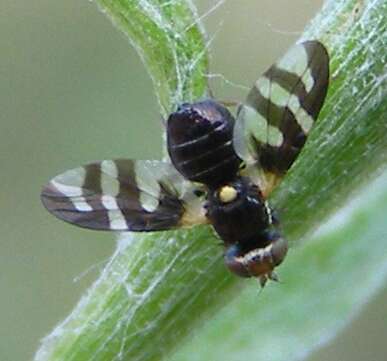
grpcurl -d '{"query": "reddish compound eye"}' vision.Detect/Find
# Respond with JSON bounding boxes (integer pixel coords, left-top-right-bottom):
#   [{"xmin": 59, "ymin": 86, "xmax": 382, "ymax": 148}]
[{"xmin": 224, "ymin": 244, "xmax": 251, "ymax": 278}]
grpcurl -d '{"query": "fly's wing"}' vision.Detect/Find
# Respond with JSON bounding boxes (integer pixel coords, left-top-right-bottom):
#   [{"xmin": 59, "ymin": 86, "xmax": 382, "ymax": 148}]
[
  {"xmin": 234, "ymin": 41, "xmax": 329, "ymax": 196},
  {"xmin": 41, "ymin": 159, "xmax": 208, "ymax": 231}
]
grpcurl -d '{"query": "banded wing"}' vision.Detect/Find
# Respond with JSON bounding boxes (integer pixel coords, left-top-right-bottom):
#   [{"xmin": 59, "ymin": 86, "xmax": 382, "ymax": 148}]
[
  {"xmin": 234, "ymin": 40, "xmax": 329, "ymax": 196},
  {"xmin": 41, "ymin": 159, "xmax": 208, "ymax": 231}
]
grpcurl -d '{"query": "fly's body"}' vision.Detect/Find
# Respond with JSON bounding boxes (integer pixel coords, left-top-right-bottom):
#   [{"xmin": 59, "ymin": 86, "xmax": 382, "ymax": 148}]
[
  {"xmin": 41, "ymin": 41, "xmax": 329, "ymax": 286},
  {"xmin": 167, "ymin": 100, "xmax": 286, "ymax": 284}
]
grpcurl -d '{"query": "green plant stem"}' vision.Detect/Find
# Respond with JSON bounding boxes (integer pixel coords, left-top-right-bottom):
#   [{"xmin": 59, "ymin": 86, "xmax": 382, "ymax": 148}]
[
  {"xmin": 35, "ymin": 0, "xmax": 387, "ymax": 361},
  {"xmin": 95, "ymin": 0, "xmax": 209, "ymax": 117}
]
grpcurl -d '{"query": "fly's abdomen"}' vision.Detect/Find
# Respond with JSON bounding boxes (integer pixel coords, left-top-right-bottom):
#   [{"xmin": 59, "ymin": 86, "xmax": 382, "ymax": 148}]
[{"xmin": 167, "ymin": 99, "xmax": 241, "ymax": 186}]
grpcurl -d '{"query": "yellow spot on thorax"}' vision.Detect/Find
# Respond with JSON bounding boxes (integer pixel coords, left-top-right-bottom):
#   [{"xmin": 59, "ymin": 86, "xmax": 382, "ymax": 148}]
[{"xmin": 219, "ymin": 185, "xmax": 238, "ymax": 203}]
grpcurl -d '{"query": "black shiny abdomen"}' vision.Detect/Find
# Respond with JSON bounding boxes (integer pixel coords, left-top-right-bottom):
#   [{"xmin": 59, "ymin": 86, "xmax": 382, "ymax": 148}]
[
  {"xmin": 206, "ymin": 177, "xmax": 270, "ymax": 246},
  {"xmin": 167, "ymin": 99, "xmax": 241, "ymax": 186}
]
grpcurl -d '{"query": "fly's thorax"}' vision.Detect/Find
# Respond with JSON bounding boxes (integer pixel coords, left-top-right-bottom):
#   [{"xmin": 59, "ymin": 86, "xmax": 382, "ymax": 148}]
[
  {"xmin": 224, "ymin": 229, "xmax": 288, "ymax": 281},
  {"xmin": 167, "ymin": 99, "xmax": 241, "ymax": 186},
  {"xmin": 206, "ymin": 176, "xmax": 270, "ymax": 244}
]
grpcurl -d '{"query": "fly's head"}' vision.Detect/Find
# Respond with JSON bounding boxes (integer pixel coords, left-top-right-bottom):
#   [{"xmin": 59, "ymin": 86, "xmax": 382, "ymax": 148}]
[{"xmin": 224, "ymin": 229, "xmax": 288, "ymax": 287}]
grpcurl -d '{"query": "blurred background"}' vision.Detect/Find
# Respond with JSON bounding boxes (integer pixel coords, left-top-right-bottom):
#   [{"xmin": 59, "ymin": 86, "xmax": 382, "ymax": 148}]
[{"xmin": 1, "ymin": 0, "xmax": 386, "ymax": 360}]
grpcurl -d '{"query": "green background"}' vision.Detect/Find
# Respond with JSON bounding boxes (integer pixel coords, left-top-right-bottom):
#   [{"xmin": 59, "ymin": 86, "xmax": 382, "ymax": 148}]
[{"xmin": 1, "ymin": 1, "xmax": 386, "ymax": 360}]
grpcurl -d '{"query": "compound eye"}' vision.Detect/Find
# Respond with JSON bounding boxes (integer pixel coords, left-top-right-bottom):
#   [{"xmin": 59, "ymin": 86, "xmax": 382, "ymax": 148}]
[
  {"xmin": 224, "ymin": 244, "xmax": 250, "ymax": 278},
  {"xmin": 270, "ymin": 235, "xmax": 288, "ymax": 266}
]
